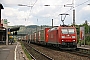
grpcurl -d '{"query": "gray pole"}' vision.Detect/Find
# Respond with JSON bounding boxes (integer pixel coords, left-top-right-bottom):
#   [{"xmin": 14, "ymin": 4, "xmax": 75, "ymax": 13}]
[
  {"xmin": 52, "ymin": 19, "xmax": 53, "ymax": 28},
  {"xmin": 88, "ymin": 26, "xmax": 89, "ymax": 33},
  {"xmin": 5, "ymin": 19, "xmax": 9, "ymax": 46},
  {"xmin": 6, "ymin": 27, "xmax": 8, "ymax": 46},
  {"xmin": 84, "ymin": 26, "xmax": 85, "ymax": 46},
  {"xmin": 73, "ymin": 9, "xmax": 75, "ymax": 26},
  {"xmin": 36, "ymin": 19, "xmax": 38, "ymax": 31},
  {"xmin": 41, "ymin": 25, "xmax": 42, "ymax": 29}
]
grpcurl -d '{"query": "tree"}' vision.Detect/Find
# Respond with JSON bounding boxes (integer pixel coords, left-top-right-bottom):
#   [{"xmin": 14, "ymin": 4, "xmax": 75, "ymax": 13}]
[{"xmin": 82, "ymin": 20, "xmax": 89, "ymax": 34}]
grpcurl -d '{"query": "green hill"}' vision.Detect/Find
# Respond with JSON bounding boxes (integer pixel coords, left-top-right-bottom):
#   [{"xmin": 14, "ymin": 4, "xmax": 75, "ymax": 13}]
[{"xmin": 9, "ymin": 25, "xmax": 51, "ymax": 34}]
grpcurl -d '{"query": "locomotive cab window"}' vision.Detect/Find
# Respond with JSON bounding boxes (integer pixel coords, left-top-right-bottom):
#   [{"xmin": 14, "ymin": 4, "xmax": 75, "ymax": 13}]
[
  {"xmin": 61, "ymin": 28, "xmax": 75, "ymax": 34},
  {"xmin": 68, "ymin": 29, "xmax": 74, "ymax": 34},
  {"xmin": 61, "ymin": 29, "xmax": 68, "ymax": 34}
]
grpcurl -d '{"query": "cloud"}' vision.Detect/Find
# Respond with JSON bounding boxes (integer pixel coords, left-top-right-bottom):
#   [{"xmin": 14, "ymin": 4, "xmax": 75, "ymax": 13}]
[
  {"xmin": 1, "ymin": 7, "xmax": 35, "ymax": 26},
  {"xmin": 1, "ymin": 0, "xmax": 90, "ymax": 26},
  {"xmin": 83, "ymin": 6, "xmax": 90, "ymax": 11}
]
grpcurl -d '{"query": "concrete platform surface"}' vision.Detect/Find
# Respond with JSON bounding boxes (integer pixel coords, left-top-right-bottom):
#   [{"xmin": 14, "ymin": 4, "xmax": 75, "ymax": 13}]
[
  {"xmin": 0, "ymin": 44, "xmax": 16, "ymax": 60},
  {"xmin": 16, "ymin": 42, "xmax": 29, "ymax": 60},
  {"xmin": 0, "ymin": 42, "xmax": 29, "ymax": 60}
]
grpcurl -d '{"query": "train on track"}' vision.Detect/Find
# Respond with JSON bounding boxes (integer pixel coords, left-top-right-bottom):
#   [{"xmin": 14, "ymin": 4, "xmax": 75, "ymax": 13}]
[{"xmin": 22, "ymin": 25, "xmax": 77, "ymax": 50}]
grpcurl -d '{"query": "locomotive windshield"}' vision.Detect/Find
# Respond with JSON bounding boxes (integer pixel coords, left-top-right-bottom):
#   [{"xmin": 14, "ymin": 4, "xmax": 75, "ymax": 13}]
[{"xmin": 61, "ymin": 28, "xmax": 74, "ymax": 34}]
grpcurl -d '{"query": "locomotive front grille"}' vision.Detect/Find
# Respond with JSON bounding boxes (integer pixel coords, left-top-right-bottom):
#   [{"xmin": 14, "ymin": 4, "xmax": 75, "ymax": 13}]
[
  {"xmin": 62, "ymin": 42, "xmax": 76, "ymax": 45},
  {"xmin": 61, "ymin": 42, "xmax": 77, "ymax": 48}
]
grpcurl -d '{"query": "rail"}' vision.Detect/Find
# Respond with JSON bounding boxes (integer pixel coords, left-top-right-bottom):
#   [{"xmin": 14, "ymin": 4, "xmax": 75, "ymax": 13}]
[{"xmin": 23, "ymin": 41, "xmax": 54, "ymax": 60}]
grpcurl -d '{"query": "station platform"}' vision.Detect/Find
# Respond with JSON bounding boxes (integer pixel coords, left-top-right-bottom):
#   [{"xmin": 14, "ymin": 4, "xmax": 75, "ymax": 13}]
[
  {"xmin": 77, "ymin": 44, "xmax": 90, "ymax": 50},
  {"xmin": 0, "ymin": 42, "xmax": 29, "ymax": 60}
]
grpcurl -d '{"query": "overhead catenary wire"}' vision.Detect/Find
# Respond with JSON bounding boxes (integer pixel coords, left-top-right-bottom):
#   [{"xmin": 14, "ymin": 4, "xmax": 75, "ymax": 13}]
[
  {"xmin": 29, "ymin": 0, "xmax": 38, "ymax": 15},
  {"xmin": 75, "ymin": 0, "xmax": 90, "ymax": 7},
  {"xmin": 64, "ymin": 0, "xmax": 90, "ymax": 13},
  {"xmin": 27, "ymin": 0, "xmax": 90, "ymax": 25},
  {"xmin": 26, "ymin": 0, "xmax": 38, "ymax": 20}
]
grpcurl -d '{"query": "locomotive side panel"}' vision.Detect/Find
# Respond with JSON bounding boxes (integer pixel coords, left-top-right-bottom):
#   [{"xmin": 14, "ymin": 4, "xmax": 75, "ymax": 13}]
[{"xmin": 48, "ymin": 28, "xmax": 58, "ymax": 44}]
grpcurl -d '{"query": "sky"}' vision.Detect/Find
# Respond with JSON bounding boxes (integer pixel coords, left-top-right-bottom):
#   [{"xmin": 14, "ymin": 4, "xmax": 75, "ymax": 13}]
[{"xmin": 0, "ymin": 0, "xmax": 90, "ymax": 26}]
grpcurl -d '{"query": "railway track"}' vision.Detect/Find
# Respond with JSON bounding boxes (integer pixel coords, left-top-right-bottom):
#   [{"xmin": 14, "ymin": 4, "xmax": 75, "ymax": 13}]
[
  {"xmin": 49, "ymin": 46, "xmax": 90, "ymax": 58},
  {"xmin": 63, "ymin": 49, "xmax": 90, "ymax": 59},
  {"xmin": 23, "ymin": 41, "xmax": 54, "ymax": 60},
  {"xmin": 25, "ymin": 48, "xmax": 36, "ymax": 60},
  {"xmin": 22, "ymin": 41, "xmax": 90, "ymax": 60},
  {"xmin": 76, "ymin": 48, "xmax": 90, "ymax": 58}
]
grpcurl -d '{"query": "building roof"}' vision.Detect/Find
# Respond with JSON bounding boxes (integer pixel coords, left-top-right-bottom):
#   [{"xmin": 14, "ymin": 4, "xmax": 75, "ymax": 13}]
[
  {"xmin": 9, "ymin": 34, "xmax": 27, "ymax": 36},
  {"xmin": 0, "ymin": 3, "xmax": 4, "ymax": 9},
  {"xmin": 10, "ymin": 27, "xmax": 20, "ymax": 32}
]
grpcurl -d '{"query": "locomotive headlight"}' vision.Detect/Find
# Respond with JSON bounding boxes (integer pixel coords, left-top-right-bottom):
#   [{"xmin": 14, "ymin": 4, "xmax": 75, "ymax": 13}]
[
  {"xmin": 62, "ymin": 36, "xmax": 65, "ymax": 38},
  {"xmin": 72, "ymin": 36, "xmax": 75, "ymax": 38},
  {"xmin": 73, "ymin": 40, "xmax": 75, "ymax": 41},
  {"xmin": 62, "ymin": 40, "xmax": 64, "ymax": 41}
]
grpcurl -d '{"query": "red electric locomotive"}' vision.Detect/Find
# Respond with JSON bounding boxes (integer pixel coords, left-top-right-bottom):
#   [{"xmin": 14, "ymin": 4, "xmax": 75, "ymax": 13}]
[
  {"xmin": 48, "ymin": 26, "xmax": 77, "ymax": 49},
  {"xmin": 29, "ymin": 25, "xmax": 77, "ymax": 50}
]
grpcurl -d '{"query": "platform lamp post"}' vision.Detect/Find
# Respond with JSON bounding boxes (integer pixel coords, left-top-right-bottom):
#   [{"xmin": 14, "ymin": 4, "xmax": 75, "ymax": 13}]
[{"xmin": 3, "ymin": 19, "xmax": 10, "ymax": 46}]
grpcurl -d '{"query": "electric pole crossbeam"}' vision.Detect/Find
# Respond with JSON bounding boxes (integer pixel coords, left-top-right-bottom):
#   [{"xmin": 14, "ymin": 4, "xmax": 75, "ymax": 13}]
[{"xmin": 64, "ymin": 0, "xmax": 75, "ymax": 26}]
